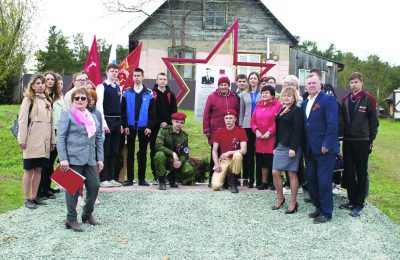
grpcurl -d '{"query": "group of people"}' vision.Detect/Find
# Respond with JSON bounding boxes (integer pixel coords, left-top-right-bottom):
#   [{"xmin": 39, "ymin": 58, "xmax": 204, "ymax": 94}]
[
  {"xmin": 17, "ymin": 63, "xmax": 378, "ymax": 231},
  {"xmin": 203, "ymin": 70, "xmax": 379, "ymax": 224}
]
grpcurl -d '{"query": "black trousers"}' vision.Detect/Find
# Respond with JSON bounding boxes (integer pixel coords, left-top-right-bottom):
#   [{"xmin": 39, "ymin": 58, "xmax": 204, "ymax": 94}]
[
  {"xmin": 256, "ymin": 152, "xmax": 273, "ymax": 184},
  {"xmin": 102, "ymin": 118, "xmax": 121, "ymax": 182},
  {"xmin": 149, "ymin": 126, "xmax": 160, "ymax": 179},
  {"xmin": 39, "ymin": 148, "xmax": 57, "ymax": 195},
  {"xmin": 126, "ymin": 127, "xmax": 150, "ymax": 181},
  {"xmin": 243, "ymin": 128, "xmax": 256, "ymax": 183},
  {"xmin": 343, "ymin": 140, "xmax": 370, "ymax": 207}
]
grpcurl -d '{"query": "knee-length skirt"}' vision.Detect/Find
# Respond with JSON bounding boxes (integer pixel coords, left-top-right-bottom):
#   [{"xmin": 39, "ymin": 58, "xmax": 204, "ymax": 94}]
[{"xmin": 272, "ymin": 144, "xmax": 302, "ymax": 172}]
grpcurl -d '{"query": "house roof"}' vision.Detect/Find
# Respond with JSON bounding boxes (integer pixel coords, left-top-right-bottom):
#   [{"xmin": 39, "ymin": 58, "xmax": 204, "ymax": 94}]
[
  {"xmin": 129, "ymin": 0, "xmax": 299, "ymax": 46},
  {"xmin": 291, "ymin": 48, "xmax": 345, "ymax": 69}
]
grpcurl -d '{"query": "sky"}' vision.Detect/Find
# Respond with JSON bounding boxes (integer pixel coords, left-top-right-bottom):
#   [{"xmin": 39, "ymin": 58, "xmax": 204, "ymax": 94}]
[{"xmin": 31, "ymin": 0, "xmax": 400, "ymax": 67}]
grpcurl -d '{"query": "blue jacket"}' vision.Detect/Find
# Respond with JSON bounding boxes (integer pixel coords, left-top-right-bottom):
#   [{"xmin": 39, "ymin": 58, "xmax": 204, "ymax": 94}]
[
  {"xmin": 302, "ymin": 91, "xmax": 339, "ymax": 155},
  {"xmin": 121, "ymin": 87, "xmax": 156, "ymax": 128}
]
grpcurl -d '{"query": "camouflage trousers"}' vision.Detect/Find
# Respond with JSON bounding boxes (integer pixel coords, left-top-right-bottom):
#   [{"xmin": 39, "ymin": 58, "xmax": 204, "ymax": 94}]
[{"xmin": 154, "ymin": 151, "xmax": 194, "ymax": 185}]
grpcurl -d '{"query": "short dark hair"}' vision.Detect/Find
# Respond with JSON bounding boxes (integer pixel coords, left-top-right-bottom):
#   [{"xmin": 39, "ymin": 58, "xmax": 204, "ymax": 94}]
[
  {"xmin": 348, "ymin": 72, "xmax": 363, "ymax": 82},
  {"xmin": 106, "ymin": 63, "xmax": 118, "ymax": 71},
  {"xmin": 134, "ymin": 67, "xmax": 144, "ymax": 75},
  {"xmin": 309, "ymin": 69, "xmax": 322, "ymax": 81},
  {"xmin": 157, "ymin": 72, "xmax": 167, "ymax": 78},
  {"xmin": 236, "ymin": 74, "xmax": 247, "ymax": 81}
]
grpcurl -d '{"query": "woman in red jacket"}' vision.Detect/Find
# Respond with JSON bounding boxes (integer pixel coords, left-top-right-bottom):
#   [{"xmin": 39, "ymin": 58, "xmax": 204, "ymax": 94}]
[
  {"xmin": 250, "ymin": 85, "xmax": 282, "ymax": 190},
  {"xmin": 203, "ymin": 76, "xmax": 239, "ymax": 186}
]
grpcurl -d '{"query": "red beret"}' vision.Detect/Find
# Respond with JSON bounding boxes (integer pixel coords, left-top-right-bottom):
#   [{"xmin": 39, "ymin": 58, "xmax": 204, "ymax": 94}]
[
  {"xmin": 218, "ymin": 76, "xmax": 230, "ymax": 86},
  {"xmin": 224, "ymin": 109, "xmax": 237, "ymax": 117},
  {"xmin": 171, "ymin": 112, "xmax": 187, "ymax": 121},
  {"xmin": 260, "ymin": 76, "xmax": 268, "ymax": 82}
]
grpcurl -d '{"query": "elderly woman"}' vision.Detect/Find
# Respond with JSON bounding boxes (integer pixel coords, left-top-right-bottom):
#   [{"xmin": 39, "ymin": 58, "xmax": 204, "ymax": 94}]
[
  {"xmin": 239, "ymin": 72, "xmax": 261, "ymax": 188},
  {"xmin": 250, "ymin": 85, "xmax": 282, "ymax": 190},
  {"xmin": 18, "ymin": 74, "xmax": 56, "ymax": 209},
  {"xmin": 57, "ymin": 88, "xmax": 104, "ymax": 232},
  {"xmin": 271, "ymin": 86, "xmax": 304, "ymax": 214},
  {"xmin": 203, "ymin": 76, "xmax": 239, "ymax": 187}
]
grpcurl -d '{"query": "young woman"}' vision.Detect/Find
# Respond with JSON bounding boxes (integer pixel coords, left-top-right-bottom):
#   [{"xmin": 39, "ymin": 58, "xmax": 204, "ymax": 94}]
[
  {"xmin": 18, "ymin": 74, "xmax": 56, "ymax": 209},
  {"xmin": 250, "ymin": 85, "xmax": 282, "ymax": 190},
  {"xmin": 239, "ymin": 72, "xmax": 260, "ymax": 188},
  {"xmin": 38, "ymin": 71, "xmax": 65, "ymax": 199},
  {"xmin": 271, "ymin": 86, "xmax": 303, "ymax": 214}
]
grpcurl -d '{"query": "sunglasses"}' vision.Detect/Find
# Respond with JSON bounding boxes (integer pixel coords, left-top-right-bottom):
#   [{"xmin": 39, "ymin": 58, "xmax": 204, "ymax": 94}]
[{"xmin": 73, "ymin": 96, "xmax": 87, "ymax": 101}]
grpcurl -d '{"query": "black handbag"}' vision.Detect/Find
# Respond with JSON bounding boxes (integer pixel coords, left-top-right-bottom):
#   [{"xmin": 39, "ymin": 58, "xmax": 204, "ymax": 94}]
[{"xmin": 11, "ymin": 103, "xmax": 33, "ymax": 138}]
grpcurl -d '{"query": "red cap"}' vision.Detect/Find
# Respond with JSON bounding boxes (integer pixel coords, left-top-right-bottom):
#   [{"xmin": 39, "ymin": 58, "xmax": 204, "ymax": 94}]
[
  {"xmin": 224, "ymin": 109, "xmax": 237, "ymax": 117},
  {"xmin": 218, "ymin": 76, "xmax": 230, "ymax": 86},
  {"xmin": 260, "ymin": 76, "xmax": 268, "ymax": 82},
  {"xmin": 171, "ymin": 112, "xmax": 187, "ymax": 121}
]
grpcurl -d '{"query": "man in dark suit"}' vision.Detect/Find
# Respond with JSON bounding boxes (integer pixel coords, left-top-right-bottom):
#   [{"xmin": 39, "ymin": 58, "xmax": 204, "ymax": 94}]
[
  {"xmin": 201, "ymin": 68, "xmax": 214, "ymax": 84},
  {"xmin": 302, "ymin": 74, "xmax": 339, "ymax": 224}
]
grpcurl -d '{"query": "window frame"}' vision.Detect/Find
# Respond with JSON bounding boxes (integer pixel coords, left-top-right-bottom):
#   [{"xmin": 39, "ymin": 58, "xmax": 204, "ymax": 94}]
[
  {"xmin": 236, "ymin": 52, "xmax": 263, "ymax": 76},
  {"xmin": 203, "ymin": 0, "xmax": 227, "ymax": 30},
  {"xmin": 167, "ymin": 45, "xmax": 196, "ymax": 80},
  {"xmin": 299, "ymin": 69, "xmax": 326, "ymax": 85}
]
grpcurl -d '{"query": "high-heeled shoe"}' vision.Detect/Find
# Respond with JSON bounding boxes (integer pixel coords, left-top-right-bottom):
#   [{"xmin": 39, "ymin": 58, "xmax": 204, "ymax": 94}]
[
  {"xmin": 285, "ymin": 202, "xmax": 298, "ymax": 214},
  {"xmin": 271, "ymin": 198, "xmax": 286, "ymax": 210}
]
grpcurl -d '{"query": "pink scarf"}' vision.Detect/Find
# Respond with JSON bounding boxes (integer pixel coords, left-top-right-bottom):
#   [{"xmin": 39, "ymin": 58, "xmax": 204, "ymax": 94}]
[{"xmin": 71, "ymin": 107, "xmax": 96, "ymax": 138}]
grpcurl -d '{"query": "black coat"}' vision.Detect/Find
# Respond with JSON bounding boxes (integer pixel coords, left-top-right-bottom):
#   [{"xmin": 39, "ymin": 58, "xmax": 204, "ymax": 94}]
[{"xmin": 275, "ymin": 105, "xmax": 304, "ymax": 150}]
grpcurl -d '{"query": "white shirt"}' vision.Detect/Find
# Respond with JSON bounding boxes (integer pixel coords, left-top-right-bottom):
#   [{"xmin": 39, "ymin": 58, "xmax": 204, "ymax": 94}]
[{"xmin": 305, "ymin": 91, "xmax": 320, "ymax": 118}]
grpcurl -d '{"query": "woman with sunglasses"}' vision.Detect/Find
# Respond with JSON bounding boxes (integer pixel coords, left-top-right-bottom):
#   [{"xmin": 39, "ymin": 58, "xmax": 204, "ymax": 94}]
[{"xmin": 57, "ymin": 88, "xmax": 104, "ymax": 232}]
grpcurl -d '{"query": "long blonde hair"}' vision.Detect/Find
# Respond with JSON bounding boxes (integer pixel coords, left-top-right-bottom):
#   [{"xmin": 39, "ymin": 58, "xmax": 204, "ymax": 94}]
[{"xmin": 24, "ymin": 74, "xmax": 52, "ymax": 103}]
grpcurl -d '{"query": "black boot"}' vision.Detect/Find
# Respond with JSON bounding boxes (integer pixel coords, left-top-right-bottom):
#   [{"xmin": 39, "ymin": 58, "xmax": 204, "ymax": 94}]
[
  {"xmin": 230, "ymin": 174, "xmax": 239, "ymax": 193},
  {"xmin": 169, "ymin": 172, "xmax": 178, "ymax": 188},
  {"xmin": 159, "ymin": 176, "xmax": 167, "ymax": 190}
]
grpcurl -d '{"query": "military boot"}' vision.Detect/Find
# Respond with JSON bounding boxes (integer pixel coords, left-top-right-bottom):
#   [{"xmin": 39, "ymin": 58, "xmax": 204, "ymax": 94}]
[
  {"xmin": 230, "ymin": 174, "xmax": 239, "ymax": 193},
  {"xmin": 159, "ymin": 176, "xmax": 167, "ymax": 190},
  {"xmin": 169, "ymin": 172, "xmax": 179, "ymax": 188}
]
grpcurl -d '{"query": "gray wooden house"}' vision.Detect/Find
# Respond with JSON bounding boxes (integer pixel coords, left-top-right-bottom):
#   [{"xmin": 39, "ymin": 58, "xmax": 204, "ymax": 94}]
[{"xmin": 128, "ymin": 0, "xmax": 343, "ymax": 108}]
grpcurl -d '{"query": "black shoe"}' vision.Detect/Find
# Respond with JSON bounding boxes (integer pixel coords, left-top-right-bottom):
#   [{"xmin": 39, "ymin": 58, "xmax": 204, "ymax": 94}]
[
  {"xmin": 339, "ymin": 202, "xmax": 355, "ymax": 210},
  {"xmin": 49, "ymin": 187, "xmax": 61, "ymax": 194},
  {"xmin": 308, "ymin": 211, "xmax": 320, "ymax": 218},
  {"xmin": 33, "ymin": 198, "xmax": 47, "ymax": 205},
  {"xmin": 44, "ymin": 192, "xmax": 56, "ymax": 199},
  {"xmin": 285, "ymin": 202, "xmax": 298, "ymax": 214},
  {"xmin": 248, "ymin": 181, "xmax": 254, "ymax": 188},
  {"xmin": 313, "ymin": 215, "xmax": 332, "ymax": 224},
  {"xmin": 271, "ymin": 198, "xmax": 286, "ymax": 210},
  {"xmin": 25, "ymin": 200, "xmax": 37, "ymax": 209},
  {"xmin": 65, "ymin": 219, "xmax": 83, "ymax": 232},
  {"xmin": 159, "ymin": 177, "xmax": 167, "ymax": 190},
  {"xmin": 169, "ymin": 172, "xmax": 179, "ymax": 188},
  {"xmin": 268, "ymin": 184, "xmax": 276, "ymax": 190},
  {"xmin": 122, "ymin": 180, "xmax": 133, "ymax": 186},
  {"xmin": 257, "ymin": 183, "xmax": 268, "ymax": 190},
  {"xmin": 230, "ymin": 174, "xmax": 239, "ymax": 193},
  {"xmin": 138, "ymin": 180, "xmax": 150, "ymax": 186},
  {"xmin": 82, "ymin": 214, "xmax": 100, "ymax": 225}
]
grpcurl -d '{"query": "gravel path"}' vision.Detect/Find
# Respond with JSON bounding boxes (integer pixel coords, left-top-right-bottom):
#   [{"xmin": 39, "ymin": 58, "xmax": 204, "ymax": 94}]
[{"xmin": 0, "ymin": 187, "xmax": 399, "ymax": 259}]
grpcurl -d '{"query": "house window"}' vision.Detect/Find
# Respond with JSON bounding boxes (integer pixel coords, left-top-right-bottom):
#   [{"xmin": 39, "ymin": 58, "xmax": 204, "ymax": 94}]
[
  {"xmin": 237, "ymin": 53, "xmax": 262, "ymax": 76},
  {"xmin": 203, "ymin": 1, "xmax": 227, "ymax": 29},
  {"xmin": 299, "ymin": 69, "xmax": 326, "ymax": 85},
  {"xmin": 168, "ymin": 46, "xmax": 196, "ymax": 80}
]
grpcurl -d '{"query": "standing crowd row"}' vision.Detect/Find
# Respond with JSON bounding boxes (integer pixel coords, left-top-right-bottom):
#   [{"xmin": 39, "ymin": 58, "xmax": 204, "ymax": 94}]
[{"xmin": 17, "ymin": 63, "xmax": 378, "ymax": 231}]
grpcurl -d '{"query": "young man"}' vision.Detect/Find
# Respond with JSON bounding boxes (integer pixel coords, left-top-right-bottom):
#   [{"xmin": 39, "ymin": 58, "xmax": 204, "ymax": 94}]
[
  {"xmin": 154, "ymin": 112, "xmax": 194, "ymax": 190},
  {"xmin": 121, "ymin": 68, "xmax": 156, "ymax": 186},
  {"xmin": 340, "ymin": 72, "xmax": 379, "ymax": 217},
  {"xmin": 211, "ymin": 109, "xmax": 247, "ymax": 193},
  {"xmin": 302, "ymin": 74, "xmax": 339, "ymax": 224},
  {"xmin": 261, "ymin": 76, "xmax": 280, "ymax": 97},
  {"xmin": 96, "ymin": 63, "xmax": 122, "ymax": 188},
  {"xmin": 235, "ymin": 74, "xmax": 247, "ymax": 99},
  {"xmin": 150, "ymin": 73, "xmax": 178, "ymax": 184}
]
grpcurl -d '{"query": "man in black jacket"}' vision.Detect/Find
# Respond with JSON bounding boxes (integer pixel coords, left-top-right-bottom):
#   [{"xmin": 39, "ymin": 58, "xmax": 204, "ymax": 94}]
[
  {"xmin": 340, "ymin": 72, "xmax": 379, "ymax": 217},
  {"xmin": 150, "ymin": 73, "xmax": 178, "ymax": 184}
]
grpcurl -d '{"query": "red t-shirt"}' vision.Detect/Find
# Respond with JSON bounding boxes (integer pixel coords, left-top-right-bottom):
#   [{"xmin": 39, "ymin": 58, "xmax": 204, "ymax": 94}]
[{"xmin": 212, "ymin": 126, "xmax": 248, "ymax": 154}]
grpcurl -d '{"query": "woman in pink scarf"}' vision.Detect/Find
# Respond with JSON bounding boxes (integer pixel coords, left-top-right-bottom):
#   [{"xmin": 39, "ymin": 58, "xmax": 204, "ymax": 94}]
[{"xmin": 57, "ymin": 88, "xmax": 104, "ymax": 232}]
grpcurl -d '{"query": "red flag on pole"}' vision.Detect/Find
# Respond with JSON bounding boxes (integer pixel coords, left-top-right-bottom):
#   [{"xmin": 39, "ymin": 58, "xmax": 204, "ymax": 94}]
[
  {"xmin": 118, "ymin": 42, "xmax": 142, "ymax": 91},
  {"xmin": 84, "ymin": 35, "xmax": 102, "ymax": 86}
]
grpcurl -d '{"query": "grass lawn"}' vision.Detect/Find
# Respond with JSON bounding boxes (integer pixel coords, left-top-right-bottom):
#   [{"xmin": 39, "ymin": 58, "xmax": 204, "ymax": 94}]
[{"xmin": 0, "ymin": 105, "xmax": 399, "ymax": 224}]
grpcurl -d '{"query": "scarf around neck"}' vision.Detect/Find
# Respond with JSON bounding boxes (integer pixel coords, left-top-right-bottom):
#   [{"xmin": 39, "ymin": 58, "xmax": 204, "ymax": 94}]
[
  {"xmin": 351, "ymin": 89, "xmax": 366, "ymax": 102},
  {"xmin": 71, "ymin": 107, "xmax": 96, "ymax": 138}
]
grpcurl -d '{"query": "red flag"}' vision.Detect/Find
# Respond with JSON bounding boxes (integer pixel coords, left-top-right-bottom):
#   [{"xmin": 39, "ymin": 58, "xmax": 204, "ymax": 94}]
[
  {"xmin": 118, "ymin": 42, "xmax": 142, "ymax": 91},
  {"xmin": 84, "ymin": 36, "xmax": 102, "ymax": 86}
]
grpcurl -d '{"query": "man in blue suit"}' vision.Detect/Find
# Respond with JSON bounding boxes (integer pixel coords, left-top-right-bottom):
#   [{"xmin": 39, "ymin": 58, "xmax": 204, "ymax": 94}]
[{"xmin": 302, "ymin": 74, "xmax": 339, "ymax": 224}]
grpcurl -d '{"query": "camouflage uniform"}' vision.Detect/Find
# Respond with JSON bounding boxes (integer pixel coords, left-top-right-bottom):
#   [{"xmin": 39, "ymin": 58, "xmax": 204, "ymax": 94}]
[{"xmin": 154, "ymin": 126, "xmax": 194, "ymax": 184}]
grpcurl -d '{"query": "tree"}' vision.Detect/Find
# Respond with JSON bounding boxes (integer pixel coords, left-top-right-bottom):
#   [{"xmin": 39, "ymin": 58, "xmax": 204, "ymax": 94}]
[
  {"xmin": 35, "ymin": 26, "xmax": 75, "ymax": 74},
  {"xmin": 116, "ymin": 44, "xmax": 129, "ymax": 62},
  {"xmin": 71, "ymin": 33, "xmax": 89, "ymax": 72},
  {"xmin": 0, "ymin": 0, "xmax": 35, "ymax": 103}
]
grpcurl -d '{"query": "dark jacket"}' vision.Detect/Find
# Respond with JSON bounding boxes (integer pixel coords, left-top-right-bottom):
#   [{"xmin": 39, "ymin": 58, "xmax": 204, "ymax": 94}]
[
  {"xmin": 342, "ymin": 90, "xmax": 379, "ymax": 142},
  {"xmin": 275, "ymin": 105, "xmax": 304, "ymax": 150},
  {"xmin": 152, "ymin": 85, "xmax": 178, "ymax": 126},
  {"xmin": 121, "ymin": 86, "xmax": 156, "ymax": 129}
]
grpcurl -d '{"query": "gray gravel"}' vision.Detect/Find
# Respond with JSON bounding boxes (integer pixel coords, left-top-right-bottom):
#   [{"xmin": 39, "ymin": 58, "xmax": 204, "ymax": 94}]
[{"xmin": 0, "ymin": 190, "xmax": 399, "ymax": 259}]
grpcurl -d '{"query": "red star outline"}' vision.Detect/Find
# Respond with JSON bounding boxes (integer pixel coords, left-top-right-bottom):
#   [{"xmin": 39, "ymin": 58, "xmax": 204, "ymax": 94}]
[{"xmin": 162, "ymin": 19, "xmax": 276, "ymax": 106}]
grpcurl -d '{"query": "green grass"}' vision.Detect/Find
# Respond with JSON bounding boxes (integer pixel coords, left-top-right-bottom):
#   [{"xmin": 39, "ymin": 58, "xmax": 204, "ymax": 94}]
[{"xmin": 1, "ymin": 105, "xmax": 399, "ymax": 224}]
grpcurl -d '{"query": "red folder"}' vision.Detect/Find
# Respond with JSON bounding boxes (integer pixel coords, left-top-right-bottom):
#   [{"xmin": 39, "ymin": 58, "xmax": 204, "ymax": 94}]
[{"xmin": 51, "ymin": 165, "xmax": 86, "ymax": 195}]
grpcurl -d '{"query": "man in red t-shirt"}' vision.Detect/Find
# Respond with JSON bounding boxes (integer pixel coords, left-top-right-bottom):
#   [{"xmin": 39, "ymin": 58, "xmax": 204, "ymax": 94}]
[{"xmin": 211, "ymin": 109, "xmax": 248, "ymax": 193}]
